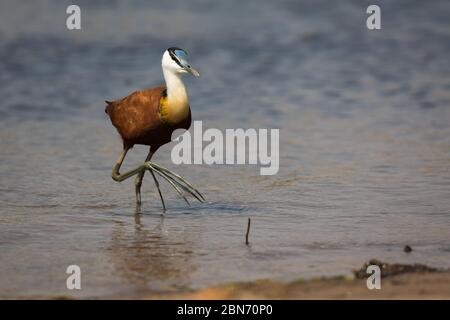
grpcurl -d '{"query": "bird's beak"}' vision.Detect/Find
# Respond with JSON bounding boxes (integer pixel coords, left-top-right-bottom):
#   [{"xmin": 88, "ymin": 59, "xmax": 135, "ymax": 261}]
[{"xmin": 186, "ymin": 66, "xmax": 200, "ymax": 77}]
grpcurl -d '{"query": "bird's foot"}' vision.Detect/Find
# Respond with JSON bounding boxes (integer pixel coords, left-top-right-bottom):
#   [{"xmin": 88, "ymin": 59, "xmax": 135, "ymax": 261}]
[
  {"xmin": 143, "ymin": 161, "xmax": 205, "ymax": 206},
  {"xmin": 134, "ymin": 166, "xmax": 167, "ymax": 213}
]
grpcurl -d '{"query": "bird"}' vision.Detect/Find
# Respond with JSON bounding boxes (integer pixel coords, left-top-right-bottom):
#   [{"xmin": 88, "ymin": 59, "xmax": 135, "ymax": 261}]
[{"xmin": 105, "ymin": 47, "xmax": 205, "ymax": 211}]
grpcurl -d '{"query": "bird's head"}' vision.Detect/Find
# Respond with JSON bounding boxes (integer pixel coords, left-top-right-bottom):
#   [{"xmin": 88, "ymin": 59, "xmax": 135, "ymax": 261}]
[{"xmin": 162, "ymin": 47, "xmax": 200, "ymax": 77}]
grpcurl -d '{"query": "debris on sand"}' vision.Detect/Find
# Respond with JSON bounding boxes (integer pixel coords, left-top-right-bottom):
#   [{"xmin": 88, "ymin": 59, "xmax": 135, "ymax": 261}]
[
  {"xmin": 353, "ymin": 259, "xmax": 439, "ymax": 279},
  {"xmin": 404, "ymin": 245, "xmax": 412, "ymax": 253}
]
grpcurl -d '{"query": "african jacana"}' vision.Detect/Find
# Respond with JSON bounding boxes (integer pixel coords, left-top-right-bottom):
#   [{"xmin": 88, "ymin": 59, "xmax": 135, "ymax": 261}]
[{"xmin": 105, "ymin": 47, "xmax": 204, "ymax": 211}]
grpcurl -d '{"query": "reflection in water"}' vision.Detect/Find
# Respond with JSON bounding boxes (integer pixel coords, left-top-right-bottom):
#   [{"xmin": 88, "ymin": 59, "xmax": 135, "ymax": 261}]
[{"xmin": 109, "ymin": 214, "xmax": 195, "ymax": 292}]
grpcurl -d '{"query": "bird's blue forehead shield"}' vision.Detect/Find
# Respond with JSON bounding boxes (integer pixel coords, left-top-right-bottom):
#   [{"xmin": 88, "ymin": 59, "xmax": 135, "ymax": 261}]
[
  {"xmin": 174, "ymin": 49, "xmax": 189, "ymax": 64},
  {"xmin": 170, "ymin": 48, "xmax": 200, "ymax": 77}
]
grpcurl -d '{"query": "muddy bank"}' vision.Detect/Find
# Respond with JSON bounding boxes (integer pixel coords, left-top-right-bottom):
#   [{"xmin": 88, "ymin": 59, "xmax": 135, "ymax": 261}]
[{"xmin": 139, "ymin": 260, "xmax": 450, "ymax": 300}]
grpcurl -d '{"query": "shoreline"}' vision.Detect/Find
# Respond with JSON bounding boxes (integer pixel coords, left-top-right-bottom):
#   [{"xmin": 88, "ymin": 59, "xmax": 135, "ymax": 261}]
[
  {"xmin": 138, "ymin": 260, "xmax": 450, "ymax": 300},
  {"xmin": 6, "ymin": 260, "xmax": 450, "ymax": 300}
]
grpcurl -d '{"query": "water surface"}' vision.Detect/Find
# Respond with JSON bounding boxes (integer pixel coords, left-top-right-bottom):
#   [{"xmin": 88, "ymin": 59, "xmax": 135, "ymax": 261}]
[{"xmin": 1, "ymin": 0, "xmax": 450, "ymax": 298}]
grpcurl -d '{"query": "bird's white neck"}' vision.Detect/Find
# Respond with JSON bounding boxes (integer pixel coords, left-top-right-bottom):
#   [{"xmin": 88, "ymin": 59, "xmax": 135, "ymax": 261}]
[
  {"xmin": 162, "ymin": 68, "xmax": 189, "ymax": 106},
  {"xmin": 160, "ymin": 67, "xmax": 190, "ymax": 124}
]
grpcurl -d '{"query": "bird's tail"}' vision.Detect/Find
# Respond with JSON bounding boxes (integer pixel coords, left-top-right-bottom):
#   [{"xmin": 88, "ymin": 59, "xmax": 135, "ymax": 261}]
[{"xmin": 105, "ymin": 100, "xmax": 112, "ymax": 114}]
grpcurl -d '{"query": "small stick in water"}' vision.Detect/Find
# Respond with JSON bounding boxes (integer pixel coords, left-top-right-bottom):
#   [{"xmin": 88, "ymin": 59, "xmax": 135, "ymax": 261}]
[{"xmin": 245, "ymin": 218, "xmax": 251, "ymax": 245}]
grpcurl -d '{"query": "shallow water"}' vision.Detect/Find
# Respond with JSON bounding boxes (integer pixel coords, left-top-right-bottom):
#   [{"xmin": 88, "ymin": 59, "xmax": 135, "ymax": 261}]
[{"xmin": 1, "ymin": 0, "xmax": 450, "ymax": 298}]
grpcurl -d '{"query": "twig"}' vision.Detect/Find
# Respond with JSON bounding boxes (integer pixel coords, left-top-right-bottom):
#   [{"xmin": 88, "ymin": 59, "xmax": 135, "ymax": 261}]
[{"xmin": 245, "ymin": 218, "xmax": 251, "ymax": 245}]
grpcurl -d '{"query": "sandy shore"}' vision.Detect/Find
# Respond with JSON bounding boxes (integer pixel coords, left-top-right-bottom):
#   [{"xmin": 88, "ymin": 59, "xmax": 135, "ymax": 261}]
[{"xmin": 142, "ymin": 260, "xmax": 450, "ymax": 300}]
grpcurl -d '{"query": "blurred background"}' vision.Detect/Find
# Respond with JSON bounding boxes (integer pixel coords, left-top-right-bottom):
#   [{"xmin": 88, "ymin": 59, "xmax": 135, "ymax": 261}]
[{"xmin": 0, "ymin": 0, "xmax": 449, "ymax": 298}]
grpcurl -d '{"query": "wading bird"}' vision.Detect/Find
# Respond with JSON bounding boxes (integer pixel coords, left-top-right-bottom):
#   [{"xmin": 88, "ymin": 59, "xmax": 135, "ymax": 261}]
[{"xmin": 105, "ymin": 47, "xmax": 204, "ymax": 211}]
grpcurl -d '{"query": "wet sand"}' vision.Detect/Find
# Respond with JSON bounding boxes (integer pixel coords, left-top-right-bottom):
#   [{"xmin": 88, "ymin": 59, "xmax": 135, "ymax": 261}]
[
  {"xmin": 139, "ymin": 260, "xmax": 450, "ymax": 300},
  {"xmin": 22, "ymin": 268, "xmax": 450, "ymax": 299}
]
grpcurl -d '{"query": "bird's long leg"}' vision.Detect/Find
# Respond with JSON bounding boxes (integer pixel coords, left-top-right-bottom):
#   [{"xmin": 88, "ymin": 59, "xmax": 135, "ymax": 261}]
[
  {"xmin": 111, "ymin": 147, "xmax": 148, "ymax": 182},
  {"xmin": 111, "ymin": 148, "xmax": 204, "ymax": 208},
  {"xmin": 112, "ymin": 148, "xmax": 166, "ymax": 210},
  {"xmin": 134, "ymin": 150, "xmax": 154, "ymax": 206},
  {"xmin": 135, "ymin": 171, "xmax": 144, "ymax": 206}
]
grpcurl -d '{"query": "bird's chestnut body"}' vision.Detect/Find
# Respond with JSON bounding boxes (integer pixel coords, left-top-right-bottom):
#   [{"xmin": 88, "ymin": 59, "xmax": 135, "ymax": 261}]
[{"xmin": 105, "ymin": 86, "xmax": 191, "ymax": 151}]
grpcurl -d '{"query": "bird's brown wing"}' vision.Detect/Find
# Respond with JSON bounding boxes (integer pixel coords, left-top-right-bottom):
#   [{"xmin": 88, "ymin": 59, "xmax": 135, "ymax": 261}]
[{"xmin": 105, "ymin": 86, "xmax": 166, "ymax": 142}]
